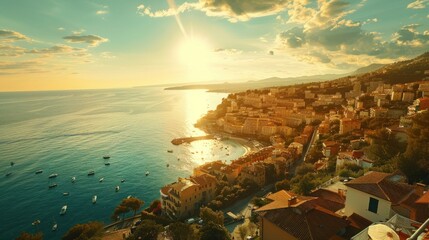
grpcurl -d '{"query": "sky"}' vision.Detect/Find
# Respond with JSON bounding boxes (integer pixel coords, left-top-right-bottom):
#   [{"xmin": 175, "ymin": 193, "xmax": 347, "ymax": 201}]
[{"xmin": 0, "ymin": 0, "xmax": 428, "ymax": 92}]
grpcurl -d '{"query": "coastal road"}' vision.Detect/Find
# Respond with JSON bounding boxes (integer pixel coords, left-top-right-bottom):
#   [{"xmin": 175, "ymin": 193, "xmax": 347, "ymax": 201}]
[{"xmin": 288, "ymin": 126, "xmax": 319, "ymax": 176}]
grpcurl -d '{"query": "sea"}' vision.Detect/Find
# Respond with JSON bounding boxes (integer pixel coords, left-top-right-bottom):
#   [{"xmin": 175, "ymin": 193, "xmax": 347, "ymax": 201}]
[{"xmin": 0, "ymin": 87, "xmax": 247, "ymax": 240}]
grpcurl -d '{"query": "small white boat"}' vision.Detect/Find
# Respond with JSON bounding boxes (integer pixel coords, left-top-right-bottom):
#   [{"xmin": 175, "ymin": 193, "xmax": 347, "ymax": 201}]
[
  {"xmin": 48, "ymin": 173, "xmax": 58, "ymax": 178},
  {"xmin": 52, "ymin": 219, "xmax": 58, "ymax": 231},
  {"xmin": 145, "ymin": 171, "xmax": 149, "ymax": 176},
  {"xmin": 92, "ymin": 195, "xmax": 97, "ymax": 204},
  {"xmin": 48, "ymin": 183, "xmax": 58, "ymax": 189},
  {"xmin": 71, "ymin": 176, "xmax": 76, "ymax": 183},
  {"xmin": 121, "ymin": 179, "xmax": 125, "ymax": 183},
  {"xmin": 60, "ymin": 205, "xmax": 67, "ymax": 215},
  {"xmin": 99, "ymin": 177, "xmax": 104, "ymax": 182},
  {"xmin": 32, "ymin": 219, "xmax": 41, "ymax": 226},
  {"xmin": 103, "ymin": 155, "xmax": 110, "ymax": 159},
  {"xmin": 127, "ymin": 195, "xmax": 132, "ymax": 199},
  {"xmin": 87, "ymin": 171, "xmax": 95, "ymax": 176},
  {"xmin": 115, "ymin": 186, "xmax": 119, "ymax": 192},
  {"xmin": 63, "ymin": 192, "xmax": 69, "ymax": 196},
  {"xmin": 35, "ymin": 170, "xmax": 43, "ymax": 174}
]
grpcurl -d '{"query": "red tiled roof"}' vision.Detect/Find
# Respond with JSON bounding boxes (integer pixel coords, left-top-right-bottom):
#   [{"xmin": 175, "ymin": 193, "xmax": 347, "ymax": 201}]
[
  {"xmin": 347, "ymin": 213, "xmax": 372, "ymax": 230},
  {"xmin": 345, "ymin": 172, "xmax": 414, "ymax": 204},
  {"xmin": 416, "ymin": 191, "xmax": 429, "ymax": 204},
  {"xmin": 259, "ymin": 199, "xmax": 349, "ymax": 240}
]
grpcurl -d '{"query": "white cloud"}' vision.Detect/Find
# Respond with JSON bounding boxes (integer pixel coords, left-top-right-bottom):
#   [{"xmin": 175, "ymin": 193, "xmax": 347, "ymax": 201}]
[
  {"xmin": 58, "ymin": 27, "xmax": 65, "ymax": 31},
  {"xmin": 63, "ymin": 34, "xmax": 108, "ymax": 46},
  {"xmin": 96, "ymin": 10, "xmax": 109, "ymax": 15},
  {"xmin": 100, "ymin": 52, "xmax": 116, "ymax": 59},
  {"xmin": 407, "ymin": 0, "xmax": 429, "ymax": 9}
]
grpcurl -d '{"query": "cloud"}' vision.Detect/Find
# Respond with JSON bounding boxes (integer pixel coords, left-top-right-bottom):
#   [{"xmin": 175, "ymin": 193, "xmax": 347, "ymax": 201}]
[
  {"xmin": 0, "ymin": 29, "xmax": 31, "ymax": 42},
  {"xmin": 63, "ymin": 34, "xmax": 108, "ymax": 46},
  {"xmin": 137, "ymin": 3, "xmax": 197, "ymax": 17},
  {"xmin": 214, "ymin": 48, "xmax": 242, "ymax": 55},
  {"xmin": 58, "ymin": 27, "xmax": 65, "ymax": 31},
  {"xmin": 25, "ymin": 45, "xmax": 86, "ymax": 55},
  {"xmin": 0, "ymin": 44, "xmax": 26, "ymax": 57},
  {"xmin": 407, "ymin": 0, "xmax": 429, "ymax": 9},
  {"xmin": 100, "ymin": 52, "xmax": 116, "ymax": 59},
  {"xmin": 138, "ymin": 0, "xmax": 291, "ymax": 22},
  {"xmin": 96, "ymin": 10, "xmax": 109, "ymax": 15}
]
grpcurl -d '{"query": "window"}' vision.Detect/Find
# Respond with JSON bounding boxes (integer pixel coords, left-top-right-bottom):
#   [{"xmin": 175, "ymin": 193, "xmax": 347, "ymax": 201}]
[{"xmin": 368, "ymin": 197, "xmax": 379, "ymax": 213}]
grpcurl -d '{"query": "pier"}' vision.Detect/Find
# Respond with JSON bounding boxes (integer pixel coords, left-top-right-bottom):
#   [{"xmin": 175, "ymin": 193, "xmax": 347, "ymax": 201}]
[{"xmin": 171, "ymin": 135, "xmax": 215, "ymax": 145}]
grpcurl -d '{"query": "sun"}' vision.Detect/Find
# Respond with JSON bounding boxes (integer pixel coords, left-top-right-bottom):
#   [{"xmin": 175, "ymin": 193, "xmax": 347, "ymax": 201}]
[{"xmin": 177, "ymin": 36, "xmax": 212, "ymax": 68}]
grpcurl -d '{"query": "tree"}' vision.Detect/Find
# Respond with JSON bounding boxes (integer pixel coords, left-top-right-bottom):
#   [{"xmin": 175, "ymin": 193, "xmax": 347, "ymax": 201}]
[
  {"xmin": 112, "ymin": 205, "xmax": 130, "ymax": 222},
  {"xmin": 16, "ymin": 232, "xmax": 43, "ymax": 240},
  {"xmin": 200, "ymin": 222, "xmax": 231, "ymax": 240},
  {"xmin": 295, "ymin": 163, "xmax": 314, "ymax": 176},
  {"xmin": 200, "ymin": 207, "xmax": 224, "ymax": 226},
  {"xmin": 122, "ymin": 197, "xmax": 144, "ymax": 216},
  {"xmin": 148, "ymin": 200, "xmax": 162, "ymax": 215},
  {"xmin": 167, "ymin": 222, "xmax": 194, "ymax": 240},
  {"xmin": 62, "ymin": 221, "xmax": 103, "ymax": 240},
  {"xmin": 238, "ymin": 225, "xmax": 248, "ymax": 240},
  {"xmin": 294, "ymin": 173, "xmax": 315, "ymax": 196},
  {"xmin": 275, "ymin": 179, "xmax": 290, "ymax": 191},
  {"xmin": 127, "ymin": 220, "xmax": 163, "ymax": 240}
]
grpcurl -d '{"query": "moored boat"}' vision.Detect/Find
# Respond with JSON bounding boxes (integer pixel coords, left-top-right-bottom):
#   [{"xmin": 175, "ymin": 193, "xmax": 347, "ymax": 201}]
[
  {"xmin": 145, "ymin": 171, "xmax": 149, "ymax": 176},
  {"xmin": 35, "ymin": 170, "xmax": 43, "ymax": 174},
  {"xmin": 121, "ymin": 179, "xmax": 125, "ymax": 183},
  {"xmin": 63, "ymin": 192, "xmax": 69, "ymax": 196},
  {"xmin": 49, "ymin": 183, "xmax": 58, "ymax": 189},
  {"xmin": 52, "ymin": 222, "xmax": 57, "ymax": 231},
  {"xmin": 167, "ymin": 150, "xmax": 173, "ymax": 153},
  {"xmin": 92, "ymin": 195, "xmax": 97, "ymax": 204},
  {"xmin": 60, "ymin": 205, "xmax": 67, "ymax": 215},
  {"xmin": 115, "ymin": 186, "xmax": 119, "ymax": 192},
  {"xmin": 99, "ymin": 177, "xmax": 104, "ymax": 182},
  {"xmin": 87, "ymin": 171, "xmax": 95, "ymax": 176},
  {"xmin": 71, "ymin": 176, "xmax": 76, "ymax": 183},
  {"xmin": 103, "ymin": 155, "xmax": 110, "ymax": 159},
  {"xmin": 48, "ymin": 173, "xmax": 58, "ymax": 178},
  {"xmin": 105, "ymin": 162, "xmax": 111, "ymax": 166},
  {"xmin": 5, "ymin": 172, "xmax": 12, "ymax": 177}
]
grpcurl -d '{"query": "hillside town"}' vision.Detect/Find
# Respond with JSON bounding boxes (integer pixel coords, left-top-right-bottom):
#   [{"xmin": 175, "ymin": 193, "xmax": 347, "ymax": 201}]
[{"xmin": 155, "ymin": 66, "xmax": 429, "ymax": 239}]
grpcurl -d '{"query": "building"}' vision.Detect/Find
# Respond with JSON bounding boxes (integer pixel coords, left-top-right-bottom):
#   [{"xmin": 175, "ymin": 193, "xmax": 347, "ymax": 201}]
[
  {"xmin": 344, "ymin": 171, "xmax": 428, "ymax": 223},
  {"xmin": 238, "ymin": 162, "xmax": 266, "ymax": 187},
  {"xmin": 322, "ymin": 141, "xmax": 340, "ymax": 157},
  {"xmin": 256, "ymin": 190, "xmax": 350, "ymax": 240},
  {"xmin": 339, "ymin": 118, "xmax": 361, "ymax": 134},
  {"xmin": 160, "ymin": 173, "xmax": 217, "ymax": 219}
]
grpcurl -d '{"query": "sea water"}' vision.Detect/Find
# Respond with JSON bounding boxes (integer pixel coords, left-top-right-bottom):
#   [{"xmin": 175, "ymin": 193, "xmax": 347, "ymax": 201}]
[{"xmin": 0, "ymin": 87, "xmax": 246, "ymax": 239}]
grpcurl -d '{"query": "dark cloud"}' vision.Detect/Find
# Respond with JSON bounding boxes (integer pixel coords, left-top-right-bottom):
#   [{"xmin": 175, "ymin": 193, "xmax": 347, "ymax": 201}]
[
  {"xmin": 25, "ymin": 45, "xmax": 82, "ymax": 54},
  {"xmin": 63, "ymin": 34, "xmax": 108, "ymax": 46},
  {"xmin": 0, "ymin": 45, "xmax": 25, "ymax": 56}
]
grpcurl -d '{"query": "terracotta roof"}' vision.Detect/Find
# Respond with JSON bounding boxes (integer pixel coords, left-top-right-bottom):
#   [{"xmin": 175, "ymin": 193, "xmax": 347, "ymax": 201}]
[
  {"xmin": 256, "ymin": 190, "xmax": 315, "ymax": 212},
  {"xmin": 191, "ymin": 173, "xmax": 217, "ymax": 186},
  {"xmin": 259, "ymin": 199, "xmax": 349, "ymax": 240},
  {"xmin": 345, "ymin": 171, "xmax": 414, "ymax": 204},
  {"xmin": 347, "ymin": 213, "xmax": 372, "ymax": 230},
  {"xmin": 416, "ymin": 191, "xmax": 429, "ymax": 204},
  {"xmin": 309, "ymin": 189, "xmax": 345, "ymax": 212}
]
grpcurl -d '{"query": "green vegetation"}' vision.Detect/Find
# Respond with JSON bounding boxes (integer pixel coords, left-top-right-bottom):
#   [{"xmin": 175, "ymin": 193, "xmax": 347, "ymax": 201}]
[
  {"xmin": 112, "ymin": 197, "xmax": 144, "ymax": 221},
  {"xmin": 199, "ymin": 207, "xmax": 224, "ymax": 226},
  {"xmin": 62, "ymin": 221, "xmax": 104, "ymax": 240},
  {"xmin": 126, "ymin": 220, "xmax": 163, "ymax": 240},
  {"xmin": 167, "ymin": 222, "xmax": 198, "ymax": 240},
  {"xmin": 200, "ymin": 222, "xmax": 231, "ymax": 240}
]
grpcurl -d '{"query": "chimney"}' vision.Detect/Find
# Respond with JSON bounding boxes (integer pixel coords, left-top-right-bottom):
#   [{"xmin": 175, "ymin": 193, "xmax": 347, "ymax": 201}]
[
  {"xmin": 415, "ymin": 183, "xmax": 426, "ymax": 196},
  {"xmin": 288, "ymin": 196, "xmax": 297, "ymax": 205}
]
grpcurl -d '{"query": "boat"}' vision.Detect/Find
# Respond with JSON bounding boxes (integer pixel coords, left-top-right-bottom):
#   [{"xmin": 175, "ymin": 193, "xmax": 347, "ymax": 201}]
[
  {"xmin": 167, "ymin": 150, "xmax": 173, "ymax": 153},
  {"xmin": 103, "ymin": 155, "xmax": 110, "ymax": 159},
  {"xmin": 59, "ymin": 205, "xmax": 67, "ymax": 215},
  {"xmin": 127, "ymin": 195, "xmax": 132, "ymax": 199},
  {"xmin": 10, "ymin": 161, "xmax": 15, "ymax": 166},
  {"xmin": 35, "ymin": 170, "xmax": 43, "ymax": 174},
  {"xmin": 177, "ymin": 158, "xmax": 180, "ymax": 161},
  {"xmin": 63, "ymin": 192, "xmax": 69, "ymax": 196},
  {"xmin": 145, "ymin": 171, "xmax": 149, "ymax": 176},
  {"xmin": 105, "ymin": 162, "xmax": 111, "ymax": 166},
  {"xmin": 166, "ymin": 164, "xmax": 170, "ymax": 167},
  {"xmin": 121, "ymin": 179, "xmax": 125, "ymax": 183},
  {"xmin": 115, "ymin": 186, "xmax": 120, "ymax": 192},
  {"xmin": 99, "ymin": 177, "xmax": 104, "ymax": 182},
  {"xmin": 52, "ymin": 222, "xmax": 58, "ymax": 231},
  {"xmin": 52, "ymin": 218, "xmax": 58, "ymax": 231},
  {"xmin": 32, "ymin": 220, "xmax": 41, "ymax": 226},
  {"xmin": 71, "ymin": 176, "xmax": 76, "ymax": 183},
  {"xmin": 49, "ymin": 183, "xmax": 58, "ymax": 189},
  {"xmin": 48, "ymin": 173, "xmax": 58, "ymax": 178},
  {"xmin": 92, "ymin": 195, "xmax": 97, "ymax": 204},
  {"xmin": 5, "ymin": 172, "xmax": 12, "ymax": 177},
  {"xmin": 87, "ymin": 171, "xmax": 95, "ymax": 176}
]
